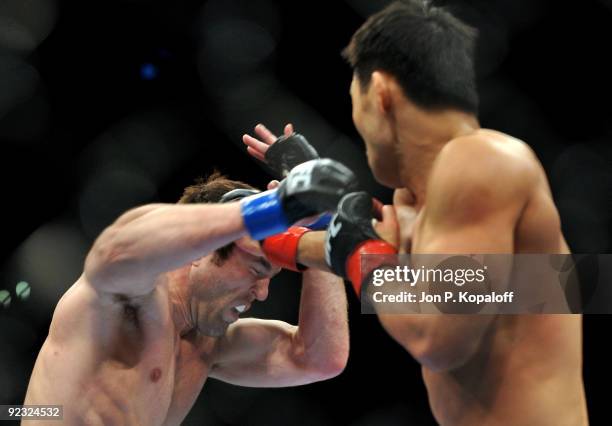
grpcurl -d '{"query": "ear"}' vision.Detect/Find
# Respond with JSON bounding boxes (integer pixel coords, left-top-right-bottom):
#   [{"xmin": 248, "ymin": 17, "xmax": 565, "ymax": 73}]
[
  {"xmin": 371, "ymin": 71, "xmax": 392, "ymax": 113},
  {"xmin": 234, "ymin": 236, "xmax": 264, "ymax": 257}
]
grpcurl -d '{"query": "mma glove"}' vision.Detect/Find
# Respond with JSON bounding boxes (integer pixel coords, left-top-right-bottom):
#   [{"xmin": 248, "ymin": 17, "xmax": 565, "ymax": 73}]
[
  {"xmin": 324, "ymin": 192, "xmax": 397, "ymax": 296},
  {"xmin": 241, "ymin": 159, "xmax": 358, "ymax": 240},
  {"xmin": 265, "ymin": 133, "xmax": 319, "ymax": 178}
]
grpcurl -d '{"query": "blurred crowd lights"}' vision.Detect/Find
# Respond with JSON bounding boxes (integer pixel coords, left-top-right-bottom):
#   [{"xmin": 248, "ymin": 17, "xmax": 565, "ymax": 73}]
[
  {"xmin": 140, "ymin": 63, "xmax": 159, "ymax": 81},
  {"xmin": 0, "ymin": 281, "xmax": 31, "ymax": 309}
]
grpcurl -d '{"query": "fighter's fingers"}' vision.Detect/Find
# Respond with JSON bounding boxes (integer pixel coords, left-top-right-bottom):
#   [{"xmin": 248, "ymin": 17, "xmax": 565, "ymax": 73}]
[
  {"xmin": 393, "ymin": 188, "xmax": 416, "ymax": 207},
  {"xmin": 254, "ymin": 123, "xmax": 277, "ymax": 144},
  {"xmin": 267, "ymin": 180, "xmax": 280, "ymax": 190},
  {"xmin": 246, "ymin": 146, "xmax": 266, "ymax": 162},
  {"xmin": 381, "ymin": 204, "xmax": 399, "ymax": 224},
  {"xmin": 394, "ymin": 203, "xmax": 417, "ymax": 225},
  {"xmin": 373, "ymin": 205, "xmax": 400, "ymax": 248},
  {"xmin": 243, "ymin": 134, "xmax": 270, "ymax": 153},
  {"xmin": 284, "ymin": 123, "xmax": 294, "ymax": 136},
  {"xmin": 372, "ymin": 197, "xmax": 384, "ymax": 220},
  {"xmin": 393, "ymin": 204, "xmax": 417, "ymax": 251}
]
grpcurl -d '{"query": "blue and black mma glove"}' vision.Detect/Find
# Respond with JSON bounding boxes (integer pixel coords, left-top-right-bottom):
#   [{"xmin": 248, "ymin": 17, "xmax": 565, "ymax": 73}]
[
  {"xmin": 220, "ymin": 187, "xmax": 313, "ymax": 272},
  {"xmin": 240, "ymin": 158, "xmax": 358, "ymax": 240}
]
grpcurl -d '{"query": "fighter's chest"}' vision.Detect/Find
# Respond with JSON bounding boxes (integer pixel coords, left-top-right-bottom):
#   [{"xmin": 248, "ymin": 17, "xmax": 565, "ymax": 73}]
[
  {"xmin": 163, "ymin": 336, "xmax": 214, "ymax": 425},
  {"xmin": 90, "ymin": 328, "xmax": 178, "ymax": 425}
]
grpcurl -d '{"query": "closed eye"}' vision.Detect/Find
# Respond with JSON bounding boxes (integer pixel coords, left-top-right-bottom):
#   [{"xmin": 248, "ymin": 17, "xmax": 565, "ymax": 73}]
[{"xmin": 250, "ymin": 267, "xmax": 265, "ymax": 279}]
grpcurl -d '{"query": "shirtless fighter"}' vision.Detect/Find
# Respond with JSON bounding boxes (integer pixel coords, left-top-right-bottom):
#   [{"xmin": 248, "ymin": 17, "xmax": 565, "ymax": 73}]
[
  {"xmin": 243, "ymin": 1, "xmax": 588, "ymax": 425},
  {"xmin": 23, "ymin": 159, "xmax": 355, "ymax": 425}
]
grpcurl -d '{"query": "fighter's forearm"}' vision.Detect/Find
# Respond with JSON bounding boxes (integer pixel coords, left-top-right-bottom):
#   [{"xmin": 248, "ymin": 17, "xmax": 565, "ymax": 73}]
[
  {"xmin": 293, "ymin": 268, "xmax": 349, "ymax": 375},
  {"xmin": 296, "ymin": 231, "xmax": 332, "ymax": 272},
  {"xmin": 85, "ymin": 203, "xmax": 246, "ymax": 295}
]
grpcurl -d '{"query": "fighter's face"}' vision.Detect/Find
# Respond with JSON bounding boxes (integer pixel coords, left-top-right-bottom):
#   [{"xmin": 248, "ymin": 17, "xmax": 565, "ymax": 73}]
[
  {"xmin": 189, "ymin": 237, "xmax": 280, "ymax": 337},
  {"xmin": 350, "ymin": 74, "xmax": 402, "ymax": 188}
]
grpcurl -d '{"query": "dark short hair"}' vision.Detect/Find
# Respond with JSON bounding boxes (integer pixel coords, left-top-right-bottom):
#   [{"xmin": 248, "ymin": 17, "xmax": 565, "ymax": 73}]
[
  {"xmin": 178, "ymin": 171, "xmax": 258, "ymax": 264},
  {"xmin": 342, "ymin": 0, "xmax": 479, "ymax": 114}
]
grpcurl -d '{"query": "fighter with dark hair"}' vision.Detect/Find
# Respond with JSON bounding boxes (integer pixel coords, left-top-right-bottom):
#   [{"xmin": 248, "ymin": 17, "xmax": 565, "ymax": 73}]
[
  {"xmin": 24, "ymin": 160, "xmax": 355, "ymax": 425},
  {"xmin": 244, "ymin": 1, "xmax": 588, "ymax": 425}
]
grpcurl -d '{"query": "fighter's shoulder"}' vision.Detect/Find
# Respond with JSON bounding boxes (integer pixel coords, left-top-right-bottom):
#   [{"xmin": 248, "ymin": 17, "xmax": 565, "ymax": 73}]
[
  {"xmin": 427, "ymin": 132, "xmax": 540, "ymax": 220},
  {"xmin": 432, "ymin": 131, "xmax": 539, "ymax": 194},
  {"xmin": 44, "ymin": 277, "xmax": 97, "ymax": 345},
  {"xmin": 48, "ymin": 275, "xmax": 164, "ymax": 344}
]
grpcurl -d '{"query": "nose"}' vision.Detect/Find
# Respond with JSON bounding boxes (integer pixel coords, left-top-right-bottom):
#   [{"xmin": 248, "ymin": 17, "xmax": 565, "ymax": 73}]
[{"xmin": 251, "ymin": 278, "xmax": 270, "ymax": 302}]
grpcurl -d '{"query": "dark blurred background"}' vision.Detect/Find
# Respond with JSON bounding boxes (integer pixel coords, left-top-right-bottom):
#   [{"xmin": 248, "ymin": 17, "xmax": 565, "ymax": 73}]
[{"xmin": 0, "ymin": 0, "xmax": 611, "ymax": 424}]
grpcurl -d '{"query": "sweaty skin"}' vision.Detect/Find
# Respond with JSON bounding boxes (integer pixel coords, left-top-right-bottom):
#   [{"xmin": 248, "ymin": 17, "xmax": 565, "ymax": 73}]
[
  {"xmin": 24, "ymin": 199, "xmax": 349, "ymax": 425},
  {"xmin": 380, "ymin": 129, "xmax": 587, "ymax": 426}
]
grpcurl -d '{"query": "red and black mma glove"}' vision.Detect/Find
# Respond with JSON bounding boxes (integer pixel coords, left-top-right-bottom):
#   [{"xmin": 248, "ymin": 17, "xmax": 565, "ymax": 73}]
[
  {"xmin": 259, "ymin": 180, "xmax": 384, "ymax": 273},
  {"xmin": 260, "ymin": 193, "xmax": 382, "ymax": 272},
  {"xmin": 324, "ymin": 192, "xmax": 397, "ymax": 298},
  {"xmin": 261, "ymin": 226, "xmax": 310, "ymax": 272}
]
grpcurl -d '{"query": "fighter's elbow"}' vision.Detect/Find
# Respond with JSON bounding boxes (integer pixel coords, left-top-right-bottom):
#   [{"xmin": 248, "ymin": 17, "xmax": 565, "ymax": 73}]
[
  {"xmin": 378, "ymin": 315, "xmax": 480, "ymax": 372},
  {"xmin": 305, "ymin": 355, "xmax": 348, "ymax": 381},
  {"xmin": 408, "ymin": 334, "xmax": 480, "ymax": 373},
  {"xmin": 323, "ymin": 347, "xmax": 350, "ymax": 379},
  {"xmin": 300, "ymin": 342, "xmax": 349, "ymax": 381}
]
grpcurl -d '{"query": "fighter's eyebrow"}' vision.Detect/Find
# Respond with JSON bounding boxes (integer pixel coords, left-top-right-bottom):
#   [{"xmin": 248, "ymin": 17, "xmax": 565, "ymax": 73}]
[{"xmin": 256, "ymin": 257, "xmax": 272, "ymax": 272}]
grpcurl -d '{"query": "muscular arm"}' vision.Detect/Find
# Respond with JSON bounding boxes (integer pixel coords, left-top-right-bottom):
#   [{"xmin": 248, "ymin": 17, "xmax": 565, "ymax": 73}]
[
  {"xmin": 84, "ymin": 202, "xmax": 248, "ymax": 297},
  {"xmin": 209, "ymin": 268, "xmax": 349, "ymax": 386},
  {"xmin": 378, "ymin": 137, "xmax": 538, "ymax": 372}
]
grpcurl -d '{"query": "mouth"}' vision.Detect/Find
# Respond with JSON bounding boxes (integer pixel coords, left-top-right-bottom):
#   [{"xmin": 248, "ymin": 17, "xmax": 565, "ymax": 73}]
[
  {"xmin": 228, "ymin": 302, "xmax": 252, "ymax": 321},
  {"xmin": 223, "ymin": 297, "xmax": 254, "ymax": 324},
  {"xmin": 233, "ymin": 304, "xmax": 247, "ymax": 314}
]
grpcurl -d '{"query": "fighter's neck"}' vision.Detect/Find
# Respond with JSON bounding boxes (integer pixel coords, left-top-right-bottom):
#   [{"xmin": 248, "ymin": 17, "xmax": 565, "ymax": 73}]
[
  {"xmin": 394, "ymin": 105, "xmax": 480, "ymax": 208},
  {"xmin": 167, "ymin": 269, "xmax": 197, "ymax": 337}
]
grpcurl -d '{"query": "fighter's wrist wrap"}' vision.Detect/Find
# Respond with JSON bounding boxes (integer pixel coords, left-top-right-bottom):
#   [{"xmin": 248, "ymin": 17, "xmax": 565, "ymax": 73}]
[
  {"xmin": 345, "ymin": 240, "xmax": 397, "ymax": 297},
  {"xmin": 240, "ymin": 190, "xmax": 289, "ymax": 240},
  {"xmin": 261, "ymin": 226, "xmax": 310, "ymax": 272}
]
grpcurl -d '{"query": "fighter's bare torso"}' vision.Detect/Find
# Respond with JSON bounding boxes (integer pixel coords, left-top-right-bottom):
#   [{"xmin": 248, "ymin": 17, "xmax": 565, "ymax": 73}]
[
  {"xmin": 24, "ymin": 274, "xmax": 211, "ymax": 425},
  {"xmin": 398, "ymin": 129, "xmax": 588, "ymax": 426}
]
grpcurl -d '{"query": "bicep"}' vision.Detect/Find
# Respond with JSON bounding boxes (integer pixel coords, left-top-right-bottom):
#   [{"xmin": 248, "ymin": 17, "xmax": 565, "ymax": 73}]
[
  {"xmin": 209, "ymin": 319, "xmax": 319, "ymax": 387},
  {"xmin": 384, "ymin": 143, "xmax": 534, "ymax": 369},
  {"xmin": 399, "ymin": 216, "xmax": 513, "ymax": 370},
  {"xmin": 83, "ymin": 204, "xmax": 169, "ymax": 295},
  {"xmin": 112, "ymin": 204, "xmax": 168, "ymax": 226},
  {"xmin": 420, "ymin": 135, "xmax": 540, "ymax": 251},
  {"xmin": 419, "ymin": 149, "xmax": 531, "ymax": 253},
  {"xmin": 48, "ymin": 277, "xmax": 111, "ymax": 344},
  {"xmin": 419, "ymin": 213, "xmax": 515, "ymax": 254}
]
